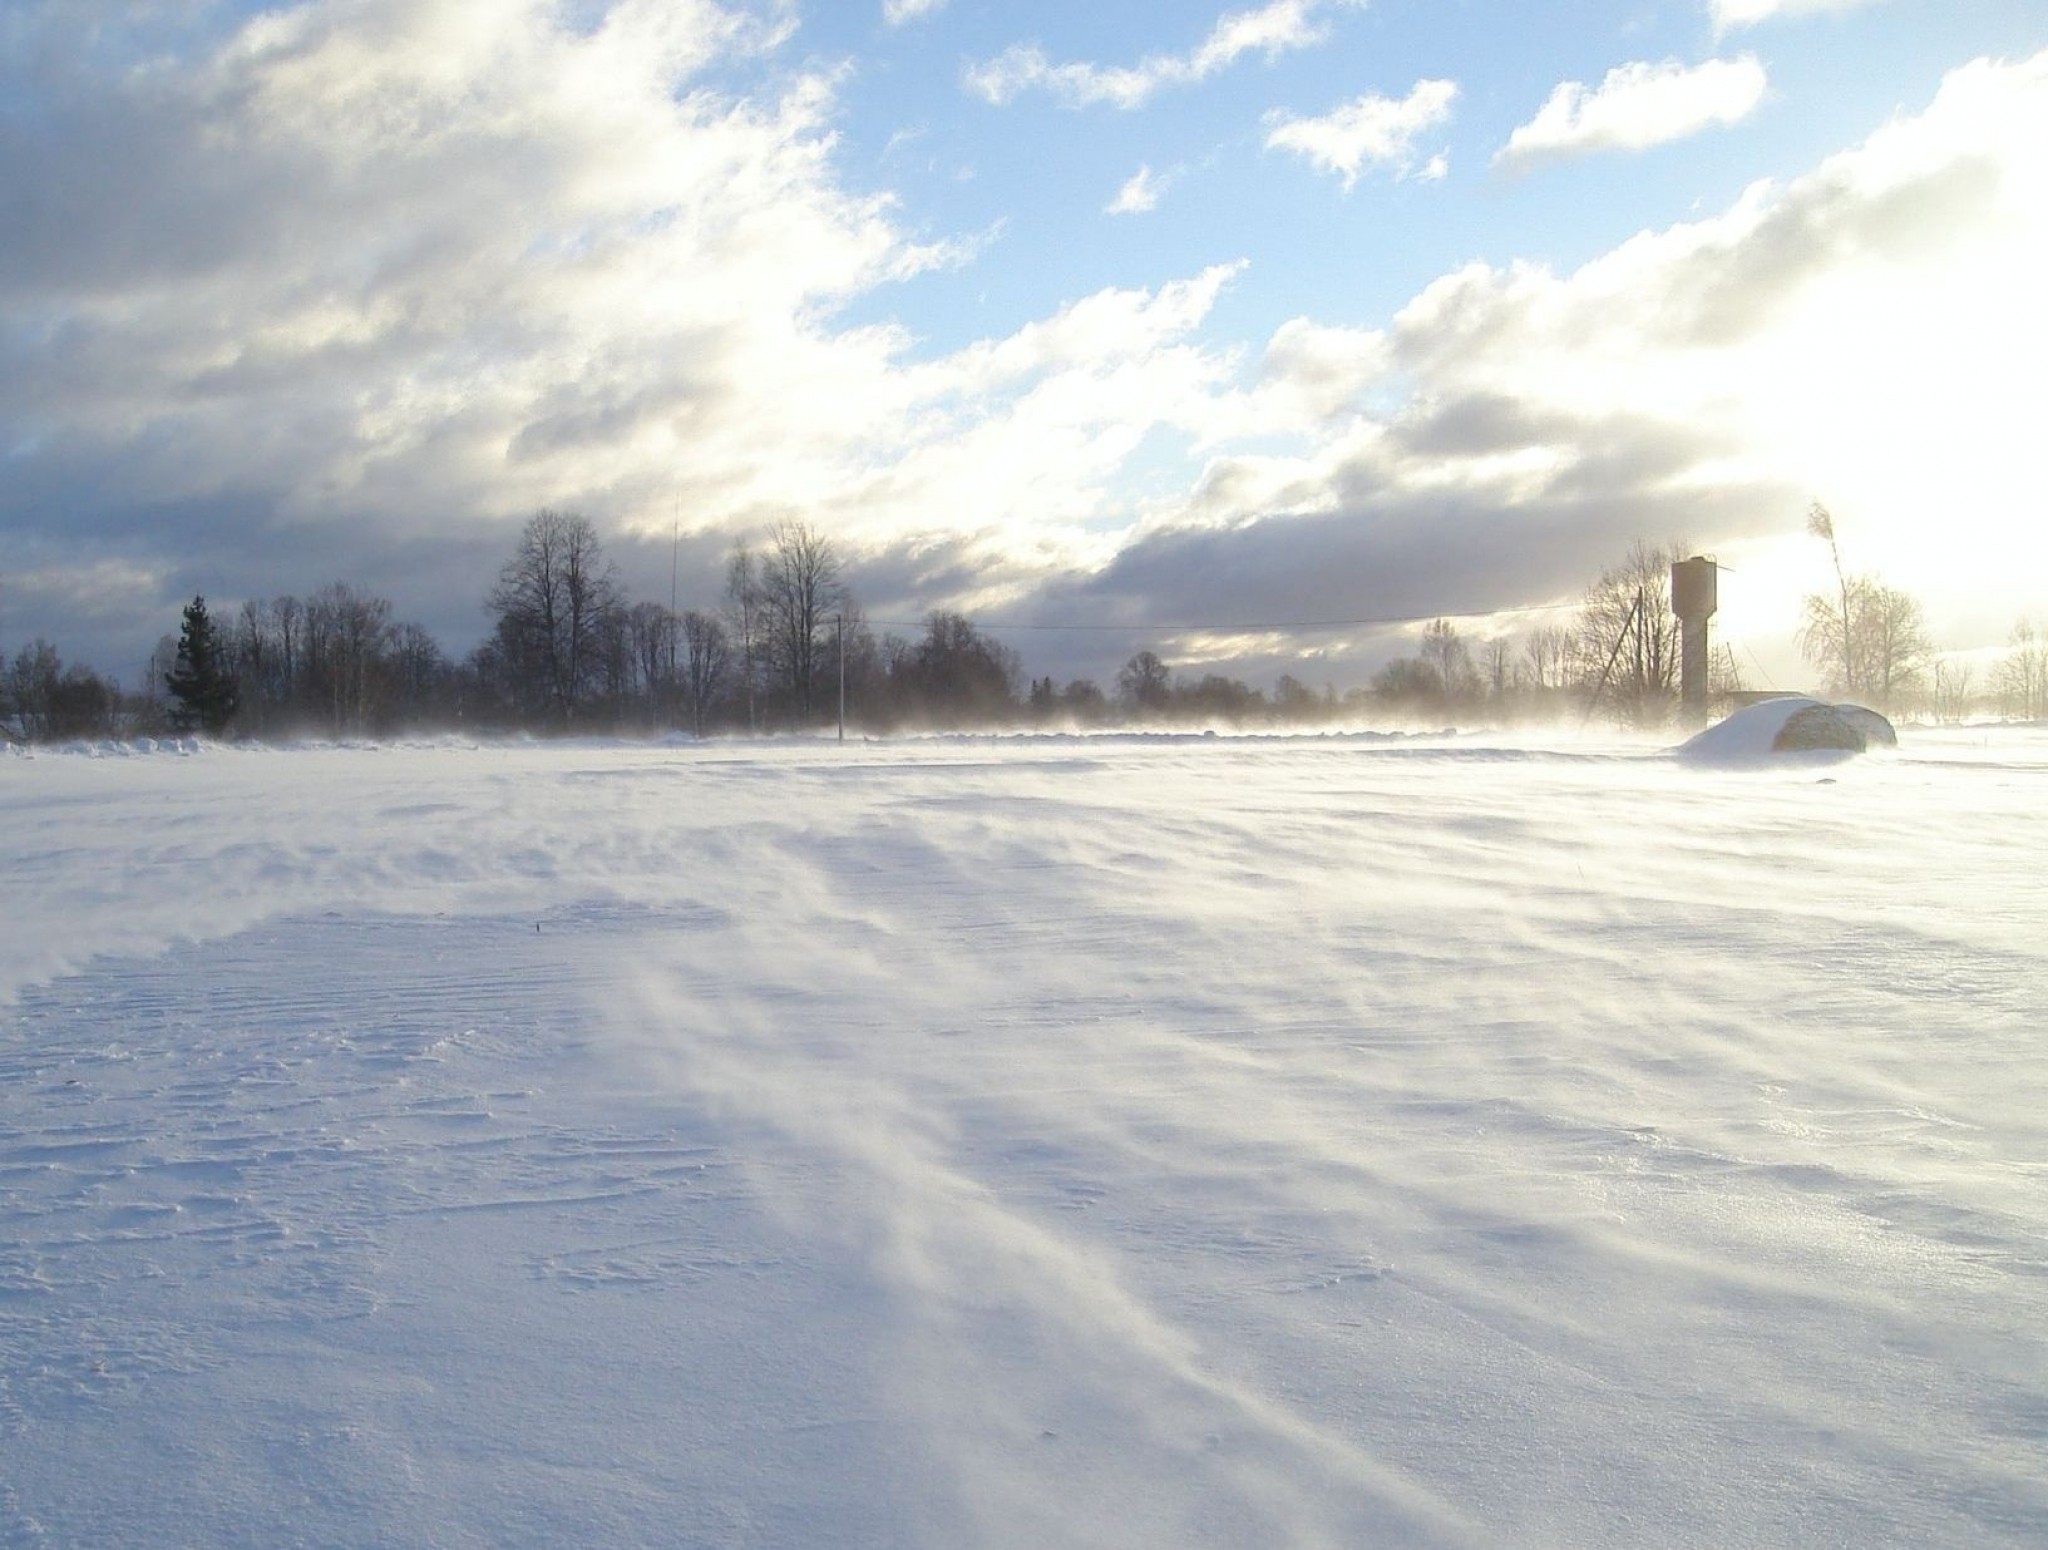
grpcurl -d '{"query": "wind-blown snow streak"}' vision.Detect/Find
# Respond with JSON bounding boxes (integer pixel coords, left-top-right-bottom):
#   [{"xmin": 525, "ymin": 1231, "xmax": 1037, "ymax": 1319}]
[{"xmin": 2, "ymin": 730, "xmax": 2045, "ymax": 1546}]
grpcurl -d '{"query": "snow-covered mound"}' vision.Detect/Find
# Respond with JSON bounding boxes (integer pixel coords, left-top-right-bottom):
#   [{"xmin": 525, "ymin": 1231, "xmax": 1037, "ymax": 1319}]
[{"xmin": 1678, "ymin": 696, "xmax": 1897, "ymax": 762}]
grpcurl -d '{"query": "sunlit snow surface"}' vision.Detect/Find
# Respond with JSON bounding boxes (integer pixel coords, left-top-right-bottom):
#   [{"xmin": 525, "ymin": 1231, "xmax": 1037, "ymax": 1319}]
[{"xmin": 3, "ymin": 728, "xmax": 2044, "ymax": 1547}]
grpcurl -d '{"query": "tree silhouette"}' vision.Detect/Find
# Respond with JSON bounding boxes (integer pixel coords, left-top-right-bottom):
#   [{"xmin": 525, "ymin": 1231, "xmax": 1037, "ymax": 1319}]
[
  {"xmin": 1118, "ymin": 650, "xmax": 1171, "ymax": 712},
  {"xmin": 486, "ymin": 509, "xmax": 621, "ymax": 726},
  {"xmin": 1797, "ymin": 508, "xmax": 1930, "ymax": 708},
  {"xmin": 760, "ymin": 520, "xmax": 843, "ymax": 723},
  {"xmin": 165, "ymin": 595, "xmax": 239, "ymax": 735}
]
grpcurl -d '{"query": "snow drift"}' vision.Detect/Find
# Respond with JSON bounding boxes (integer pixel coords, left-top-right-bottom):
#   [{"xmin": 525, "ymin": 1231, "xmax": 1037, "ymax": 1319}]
[
  {"xmin": 1678, "ymin": 695, "xmax": 1898, "ymax": 762},
  {"xmin": 2, "ymin": 730, "xmax": 2043, "ymax": 1547}
]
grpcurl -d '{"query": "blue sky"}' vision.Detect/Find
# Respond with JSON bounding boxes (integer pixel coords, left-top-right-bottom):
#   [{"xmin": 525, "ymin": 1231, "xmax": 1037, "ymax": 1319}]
[
  {"xmin": 820, "ymin": 2, "xmax": 2002, "ymax": 345},
  {"xmin": 3, "ymin": 0, "xmax": 2045, "ymax": 692}
]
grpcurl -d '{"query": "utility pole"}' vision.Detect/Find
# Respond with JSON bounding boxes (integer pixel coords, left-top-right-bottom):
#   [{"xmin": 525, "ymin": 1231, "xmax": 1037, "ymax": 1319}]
[
  {"xmin": 836, "ymin": 612, "xmax": 846, "ymax": 743},
  {"xmin": 1581, "ymin": 588, "xmax": 1645, "ymax": 730},
  {"xmin": 669, "ymin": 504, "xmax": 679, "ymax": 729}
]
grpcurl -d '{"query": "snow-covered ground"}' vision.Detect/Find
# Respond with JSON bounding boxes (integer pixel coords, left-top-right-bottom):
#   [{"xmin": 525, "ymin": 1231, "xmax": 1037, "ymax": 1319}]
[{"xmin": 3, "ymin": 727, "xmax": 2044, "ymax": 1548}]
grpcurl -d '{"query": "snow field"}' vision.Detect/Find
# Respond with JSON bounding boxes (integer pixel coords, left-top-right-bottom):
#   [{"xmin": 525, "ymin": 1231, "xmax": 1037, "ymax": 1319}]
[{"xmin": 2, "ymin": 730, "xmax": 2045, "ymax": 1546}]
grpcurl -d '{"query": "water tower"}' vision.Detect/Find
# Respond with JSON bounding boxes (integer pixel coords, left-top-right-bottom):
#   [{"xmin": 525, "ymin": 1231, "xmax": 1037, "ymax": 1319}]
[{"xmin": 1671, "ymin": 556, "xmax": 1717, "ymax": 725}]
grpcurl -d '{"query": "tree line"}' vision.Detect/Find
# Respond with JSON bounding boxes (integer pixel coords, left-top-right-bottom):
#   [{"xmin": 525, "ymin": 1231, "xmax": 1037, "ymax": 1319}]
[{"xmin": 4, "ymin": 510, "xmax": 2042, "ymax": 744}]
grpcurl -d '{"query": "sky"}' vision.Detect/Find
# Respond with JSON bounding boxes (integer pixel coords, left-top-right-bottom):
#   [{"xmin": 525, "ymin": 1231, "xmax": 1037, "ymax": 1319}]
[{"xmin": 3, "ymin": 0, "xmax": 2045, "ymax": 693}]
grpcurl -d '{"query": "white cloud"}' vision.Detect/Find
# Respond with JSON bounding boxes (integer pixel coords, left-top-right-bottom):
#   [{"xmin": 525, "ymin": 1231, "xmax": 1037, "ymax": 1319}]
[
  {"xmin": 1711, "ymin": 0, "xmax": 1887, "ymax": 32},
  {"xmin": 1107, "ymin": 165, "xmax": 1166, "ymax": 215},
  {"xmin": 0, "ymin": 0, "xmax": 949, "ymax": 623},
  {"xmin": 1265, "ymin": 79, "xmax": 1458, "ymax": 187},
  {"xmin": 1073, "ymin": 51, "xmax": 2048, "ymax": 662},
  {"xmin": 0, "ymin": 0, "xmax": 1266, "ymax": 655},
  {"xmin": 1496, "ymin": 56, "xmax": 1767, "ymax": 167},
  {"xmin": 936, "ymin": 264, "xmax": 1247, "ymax": 390},
  {"xmin": 882, "ymin": 0, "xmax": 946, "ymax": 25},
  {"xmin": 5, "ymin": 0, "xmax": 2045, "ymax": 679},
  {"xmin": 965, "ymin": 0, "xmax": 1354, "ymax": 110}
]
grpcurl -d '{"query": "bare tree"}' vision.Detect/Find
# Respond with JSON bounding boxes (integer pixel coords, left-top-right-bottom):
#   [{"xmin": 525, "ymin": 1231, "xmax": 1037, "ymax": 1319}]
[
  {"xmin": 305, "ymin": 582, "xmax": 394, "ymax": 734},
  {"xmin": 680, "ymin": 609, "xmax": 729, "ymax": 736},
  {"xmin": 6, "ymin": 642, "xmax": 117, "ymax": 741},
  {"xmin": 625, "ymin": 601, "xmax": 677, "ymax": 727},
  {"xmin": 1373, "ymin": 655, "xmax": 1443, "ymax": 709},
  {"xmin": 233, "ymin": 600, "xmax": 273, "ymax": 726},
  {"xmin": 1521, "ymin": 624, "xmax": 1575, "ymax": 691},
  {"xmin": 837, "ymin": 606, "xmax": 883, "ymax": 728},
  {"xmin": 7, "ymin": 640, "xmax": 60, "ymax": 740},
  {"xmin": 1059, "ymin": 678, "xmax": 1109, "ymax": 725},
  {"xmin": 893, "ymin": 612, "xmax": 1020, "ymax": 728},
  {"xmin": 724, "ymin": 541, "xmax": 760, "ymax": 733},
  {"xmin": 1480, "ymin": 635, "xmax": 1513, "ymax": 701},
  {"xmin": 1420, "ymin": 618, "xmax": 1477, "ymax": 706},
  {"xmin": 1807, "ymin": 503, "xmax": 1859, "ymax": 697},
  {"xmin": 759, "ymin": 519, "xmax": 844, "ymax": 724},
  {"xmin": 387, "ymin": 622, "xmax": 449, "ymax": 727},
  {"xmin": 1859, "ymin": 582, "xmax": 1931, "ymax": 708},
  {"xmin": 1576, "ymin": 540, "xmax": 1683, "ymax": 726},
  {"xmin": 1993, "ymin": 619, "xmax": 2048, "ymax": 721},
  {"xmin": 1799, "ymin": 575, "xmax": 1929, "ymax": 709},
  {"xmin": 1797, "ymin": 503, "xmax": 1931, "ymax": 708},
  {"xmin": 53, "ymin": 664, "xmax": 118, "ymax": 739},
  {"xmin": 273, "ymin": 593, "xmax": 303, "ymax": 709},
  {"xmin": 591, "ymin": 604, "xmax": 635, "ymax": 726},
  {"xmin": 223, "ymin": 590, "xmax": 447, "ymax": 734},
  {"xmin": 487, "ymin": 509, "xmax": 622, "ymax": 726},
  {"xmin": 1930, "ymin": 658, "xmax": 1975, "ymax": 724},
  {"xmin": 1272, "ymin": 673, "xmax": 1321, "ymax": 724},
  {"xmin": 231, "ymin": 595, "xmax": 306, "ymax": 732},
  {"xmin": 1176, "ymin": 672, "xmax": 1263, "ymax": 725},
  {"xmin": 1117, "ymin": 650, "xmax": 1171, "ymax": 713}
]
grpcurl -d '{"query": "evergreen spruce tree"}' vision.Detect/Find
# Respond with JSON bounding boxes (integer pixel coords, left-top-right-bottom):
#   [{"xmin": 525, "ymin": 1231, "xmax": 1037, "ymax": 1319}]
[{"xmin": 165, "ymin": 594, "xmax": 238, "ymax": 735}]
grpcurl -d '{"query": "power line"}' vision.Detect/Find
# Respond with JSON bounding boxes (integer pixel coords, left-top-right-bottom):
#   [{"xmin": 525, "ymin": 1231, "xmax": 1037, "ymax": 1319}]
[{"xmin": 861, "ymin": 599, "xmax": 1579, "ymax": 635}]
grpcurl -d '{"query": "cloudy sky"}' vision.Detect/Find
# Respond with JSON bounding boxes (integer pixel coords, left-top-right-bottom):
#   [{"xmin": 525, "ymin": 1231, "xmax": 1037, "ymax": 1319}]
[{"xmin": 4, "ymin": 0, "xmax": 2044, "ymax": 691}]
